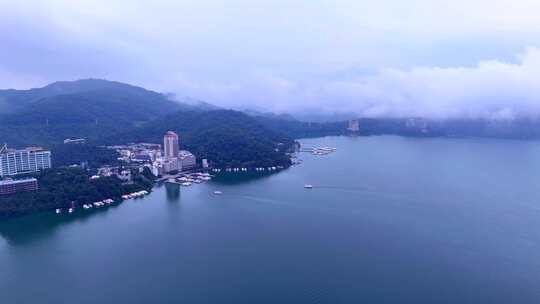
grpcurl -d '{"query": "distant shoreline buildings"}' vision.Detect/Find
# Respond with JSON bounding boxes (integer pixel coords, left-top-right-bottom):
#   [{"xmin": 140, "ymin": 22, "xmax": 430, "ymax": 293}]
[{"xmin": 347, "ymin": 119, "xmax": 360, "ymax": 133}]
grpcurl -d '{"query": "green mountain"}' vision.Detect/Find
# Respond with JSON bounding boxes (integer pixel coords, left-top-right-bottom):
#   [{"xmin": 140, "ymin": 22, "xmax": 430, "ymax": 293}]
[
  {"xmin": 0, "ymin": 79, "xmax": 217, "ymax": 146},
  {"xmin": 0, "ymin": 79, "xmax": 295, "ymax": 168},
  {"xmin": 0, "ymin": 79, "xmax": 183, "ymax": 124}
]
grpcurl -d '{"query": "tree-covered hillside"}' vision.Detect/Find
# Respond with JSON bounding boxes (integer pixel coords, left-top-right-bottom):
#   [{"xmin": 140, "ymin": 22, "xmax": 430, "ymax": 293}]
[
  {"xmin": 105, "ymin": 110, "xmax": 295, "ymax": 167},
  {"xmin": 0, "ymin": 167, "xmax": 153, "ymax": 217},
  {"xmin": 0, "ymin": 79, "xmax": 296, "ymax": 168}
]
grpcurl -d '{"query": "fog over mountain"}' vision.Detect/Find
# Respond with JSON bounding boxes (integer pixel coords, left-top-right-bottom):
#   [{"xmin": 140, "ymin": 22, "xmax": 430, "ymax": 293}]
[
  {"xmin": 298, "ymin": 47, "xmax": 540, "ymax": 120},
  {"xmin": 2, "ymin": 0, "xmax": 540, "ymax": 120}
]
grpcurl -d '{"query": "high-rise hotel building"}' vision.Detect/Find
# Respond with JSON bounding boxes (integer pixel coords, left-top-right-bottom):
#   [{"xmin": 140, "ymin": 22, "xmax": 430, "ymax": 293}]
[
  {"xmin": 0, "ymin": 147, "xmax": 52, "ymax": 177},
  {"xmin": 163, "ymin": 131, "xmax": 179, "ymax": 159}
]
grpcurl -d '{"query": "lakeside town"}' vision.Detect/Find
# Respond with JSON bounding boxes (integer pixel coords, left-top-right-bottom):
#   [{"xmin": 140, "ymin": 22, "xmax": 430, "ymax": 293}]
[
  {"xmin": 0, "ymin": 128, "xmax": 340, "ymax": 216},
  {"xmin": 0, "ymin": 131, "xmax": 217, "ymax": 214}
]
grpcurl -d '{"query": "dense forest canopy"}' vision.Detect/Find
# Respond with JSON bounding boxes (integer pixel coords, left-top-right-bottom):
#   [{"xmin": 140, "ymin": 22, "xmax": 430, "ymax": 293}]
[{"xmin": 0, "ymin": 167, "xmax": 153, "ymax": 216}]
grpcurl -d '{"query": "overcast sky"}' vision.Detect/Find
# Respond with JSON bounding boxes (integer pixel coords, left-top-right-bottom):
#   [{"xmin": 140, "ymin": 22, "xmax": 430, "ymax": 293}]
[{"xmin": 2, "ymin": 0, "xmax": 540, "ymax": 118}]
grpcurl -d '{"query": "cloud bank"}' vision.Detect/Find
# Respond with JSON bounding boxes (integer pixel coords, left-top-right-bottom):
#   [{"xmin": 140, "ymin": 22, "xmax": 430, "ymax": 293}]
[
  {"xmin": 173, "ymin": 47, "xmax": 540, "ymax": 120},
  {"xmin": 2, "ymin": 0, "xmax": 540, "ymax": 120}
]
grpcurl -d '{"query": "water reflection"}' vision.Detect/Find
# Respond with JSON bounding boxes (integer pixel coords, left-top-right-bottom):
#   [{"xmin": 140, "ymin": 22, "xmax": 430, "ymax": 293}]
[
  {"xmin": 212, "ymin": 171, "xmax": 278, "ymax": 185},
  {"xmin": 164, "ymin": 182, "xmax": 181, "ymax": 202},
  {"xmin": 0, "ymin": 206, "xmax": 118, "ymax": 246}
]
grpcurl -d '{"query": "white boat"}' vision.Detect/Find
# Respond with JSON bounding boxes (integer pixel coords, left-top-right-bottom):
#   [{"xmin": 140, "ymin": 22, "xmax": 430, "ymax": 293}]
[
  {"xmin": 214, "ymin": 191, "xmax": 223, "ymax": 195},
  {"xmin": 181, "ymin": 182, "xmax": 192, "ymax": 186},
  {"xmin": 55, "ymin": 208, "xmax": 61, "ymax": 214},
  {"xmin": 68, "ymin": 208, "xmax": 74, "ymax": 213},
  {"xmin": 304, "ymin": 184, "xmax": 313, "ymax": 189}
]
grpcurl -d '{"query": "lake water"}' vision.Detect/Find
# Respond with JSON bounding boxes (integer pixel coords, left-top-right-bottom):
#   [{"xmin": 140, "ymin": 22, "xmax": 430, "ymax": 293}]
[{"xmin": 1, "ymin": 136, "xmax": 540, "ymax": 303}]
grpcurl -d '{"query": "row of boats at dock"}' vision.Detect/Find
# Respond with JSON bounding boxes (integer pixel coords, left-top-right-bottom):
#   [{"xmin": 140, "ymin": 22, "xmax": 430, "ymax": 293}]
[
  {"xmin": 167, "ymin": 172, "xmax": 213, "ymax": 187},
  {"xmin": 311, "ymin": 147, "xmax": 336, "ymax": 156},
  {"xmin": 55, "ymin": 190, "xmax": 150, "ymax": 214},
  {"xmin": 211, "ymin": 166, "xmax": 283, "ymax": 173},
  {"xmin": 82, "ymin": 198, "xmax": 115, "ymax": 210},
  {"xmin": 121, "ymin": 190, "xmax": 149, "ymax": 200}
]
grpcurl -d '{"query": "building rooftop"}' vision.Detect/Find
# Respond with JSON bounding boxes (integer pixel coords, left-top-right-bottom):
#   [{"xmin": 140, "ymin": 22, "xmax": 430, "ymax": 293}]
[
  {"xmin": 2, "ymin": 147, "xmax": 50, "ymax": 153},
  {"xmin": 165, "ymin": 131, "xmax": 178, "ymax": 137},
  {"xmin": 0, "ymin": 178, "xmax": 38, "ymax": 186}
]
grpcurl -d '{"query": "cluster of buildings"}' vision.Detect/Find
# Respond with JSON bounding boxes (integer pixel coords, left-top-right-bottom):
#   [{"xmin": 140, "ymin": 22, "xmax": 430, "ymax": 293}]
[
  {"xmin": 161, "ymin": 131, "xmax": 197, "ymax": 174},
  {"xmin": 0, "ymin": 131, "xmax": 200, "ymax": 196},
  {"xmin": 405, "ymin": 118, "xmax": 429, "ymax": 133},
  {"xmin": 0, "ymin": 145, "xmax": 52, "ymax": 195},
  {"xmin": 111, "ymin": 143, "xmax": 162, "ymax": 164},
  {"xmin": 106, "ymin": 131, "xmax": 200, "ymax": 177}
]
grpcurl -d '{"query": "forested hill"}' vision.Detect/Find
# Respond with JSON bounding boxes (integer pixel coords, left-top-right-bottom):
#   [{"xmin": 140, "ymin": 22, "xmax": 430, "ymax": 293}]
[
  {"xmin": 0, "ymin": 79, "xmax": 296, "ymax": 167},
  {"xmin": 0, "ymin": 79, "xmax": 213, "ymax": 146},
  {"xmin": 0, "ymin": 79, "xmax": 178, "ymax": 115}
]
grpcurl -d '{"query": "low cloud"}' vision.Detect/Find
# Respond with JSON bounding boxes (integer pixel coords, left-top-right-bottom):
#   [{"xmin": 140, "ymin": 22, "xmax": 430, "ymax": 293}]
[
  {"xmin": 173, "ymin": 47, "xmax": 540, "ymax": 120},
  {"xmin": 327, "ymin": 47, "xmax": 540, "ymax": 120},
  {"xmin": 2, "ymin": 1, "xmax": 540, "ymax": 120}
]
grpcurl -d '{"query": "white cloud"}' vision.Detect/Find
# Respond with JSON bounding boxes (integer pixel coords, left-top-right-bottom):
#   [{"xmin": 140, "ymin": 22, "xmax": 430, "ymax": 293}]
[
  {"xmin": 2, "ymin": 0, "xmax": 540, "ymax": 119},
  {"xmin": 170, "ymin": 47, "xmax": 540, "ymax": 120},
  {"xmin": 329, "ymin": 47, "xmax": 540, "ymax": 119}
]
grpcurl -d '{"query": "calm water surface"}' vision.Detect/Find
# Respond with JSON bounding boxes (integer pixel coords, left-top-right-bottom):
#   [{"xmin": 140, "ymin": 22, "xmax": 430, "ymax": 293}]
[{"xmin": 2, "ymin": 136, "xmax": 540, "ymax": 303}]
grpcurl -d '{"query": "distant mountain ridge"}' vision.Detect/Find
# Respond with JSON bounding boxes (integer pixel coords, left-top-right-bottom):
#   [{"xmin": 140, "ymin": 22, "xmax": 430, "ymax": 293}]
[
  {"xmin": 0, "ymin": 79, "xmax": 218, "ymax": 118},
  {"xmin": 0, "ymin": 79, "xmax": 153, "ymax": 113},
  {"xmin": 4, "ymin": 78, "xmax": 540, "ymax": 153}
]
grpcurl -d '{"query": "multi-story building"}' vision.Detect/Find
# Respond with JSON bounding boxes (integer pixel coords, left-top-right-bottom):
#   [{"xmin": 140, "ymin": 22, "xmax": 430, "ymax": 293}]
[
  {"xmin": 163, "ymin": 158, "xmax": 179, "ymax": 173},
  {"xmin": 347, "ymin": 119, "xmax": 360, "ymax": 132},
  {"xmin": 0, "ymin": 178, "xmax": 39, "ymax": 195},
  {"xmin": 202, "ymin": 159, "xmax": 209, "ymax": 169},
  {"xmin": 0, "ymin": 147, "xmax": 52, "ymax": 177},
  {"xmin": 179, "ymin": 150, "xmax": 197, "ymax": 170},
  {"xmin": 63, "ymin": 138, "xmax": 86, "ymax": 144},
  {"xmin": 163, "ymin": 131, "xmax": 179, "ymax": 159},
  {"xmin": 159, "ymin": 131, "xmax": 198, "ymax": 173}
]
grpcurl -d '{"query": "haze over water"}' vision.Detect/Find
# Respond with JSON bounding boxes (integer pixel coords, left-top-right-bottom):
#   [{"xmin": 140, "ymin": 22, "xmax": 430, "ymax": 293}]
[{"xmin": 1, "ymin": 136, "xmax": 540, "ymax": 303}]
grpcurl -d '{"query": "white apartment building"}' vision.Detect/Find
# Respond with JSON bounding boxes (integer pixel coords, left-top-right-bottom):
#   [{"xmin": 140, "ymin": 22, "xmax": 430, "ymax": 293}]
[{"xmin": 0, "ymin": 147, "xmax": 52, "ymax": 177}]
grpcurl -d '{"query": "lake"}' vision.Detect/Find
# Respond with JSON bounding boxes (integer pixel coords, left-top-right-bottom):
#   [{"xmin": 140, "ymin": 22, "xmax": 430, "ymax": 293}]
[{"xmin": 1, "ymin": 136, "xmax": 540, "ymax": 303}]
